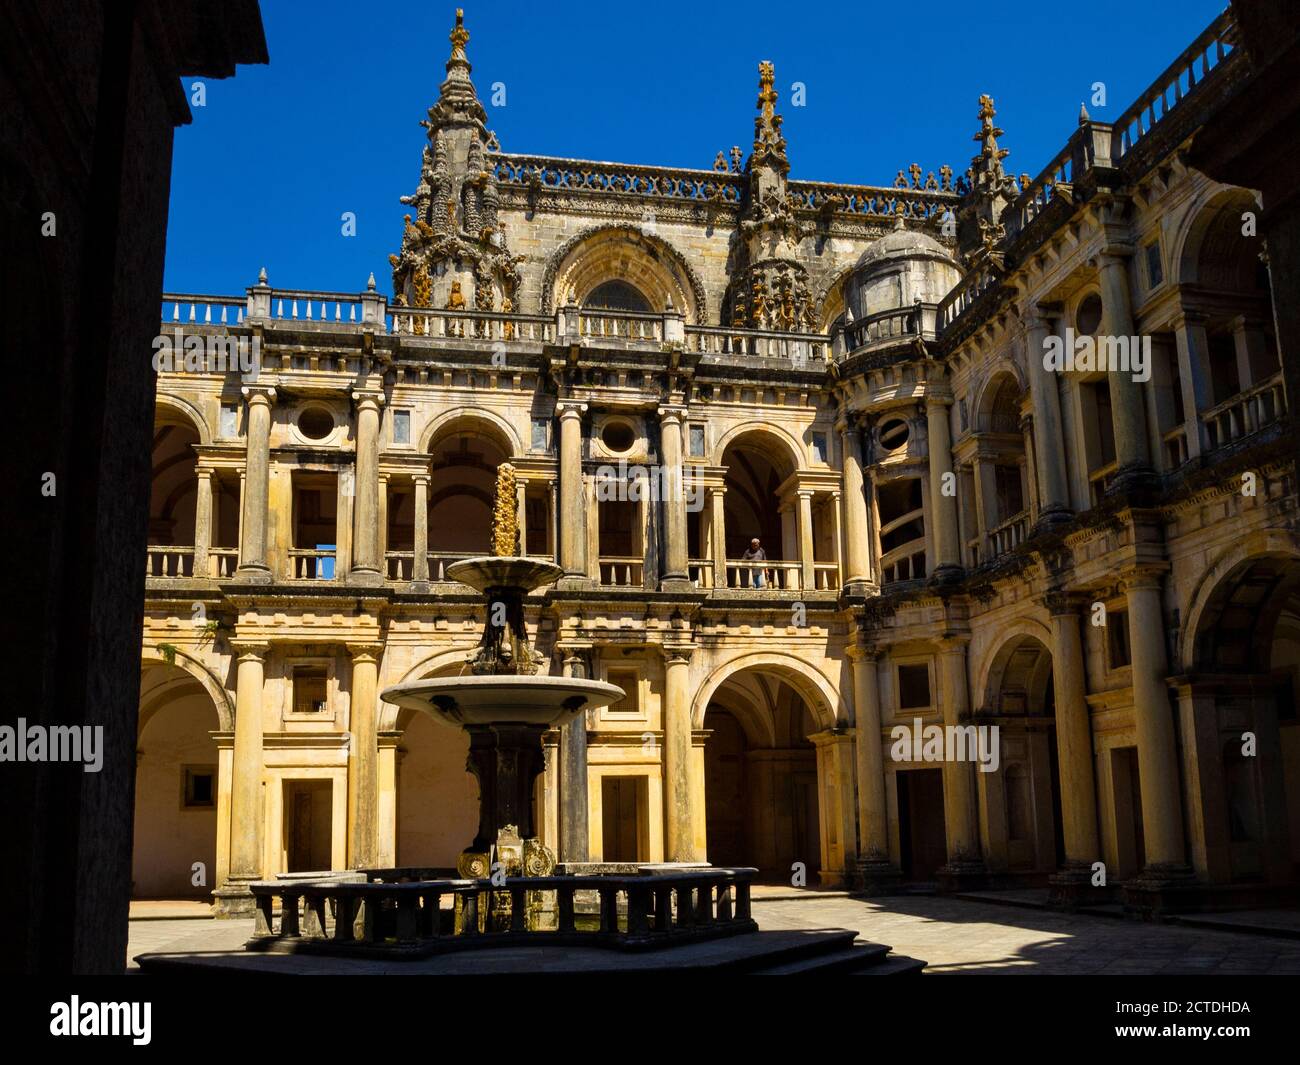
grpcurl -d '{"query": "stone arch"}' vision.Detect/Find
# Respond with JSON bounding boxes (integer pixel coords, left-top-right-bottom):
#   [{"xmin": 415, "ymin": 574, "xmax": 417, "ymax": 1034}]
[
  {"xmin": 713, "ymin": 421, "xmax": 806, "ymax": 475},
  {"xmin": 140, "ymin": 647, "xmax": 234, "ymax": 732},
  {"xmin": 1173, "ymin": 184, "xmax": 1262, "ymax": 288},
  {"xmin": 419, "ymin": 406, "xmax": 520, "ymax": 456},
  {"xmin": 1179, "ymin": 530, "xmax": 1300, "ymax": 672},
  {"xmin": 153, "ymin": 393, "xmax": 211, "ymax": 444},
  {"xmin": 378, "ymin": 647, "xmax": 476, "ymax": 731},
  {"xmin": 691, "ymin": 651, "xmax": 845, "ymax": 732},
  {"xmin": 976, "ymin": 622, "xmax": 1054, "ymax": 714},
  {"xmin": 816, "ymin": 267, "xmax": 855, "ymax": 332},
  {"xmin": 972, "ymin": 363, "xmax": 1028, "ymax": 433},
  {"xmin": 541, "ymin": 224, "xmax": 707, "ymax": 324}
]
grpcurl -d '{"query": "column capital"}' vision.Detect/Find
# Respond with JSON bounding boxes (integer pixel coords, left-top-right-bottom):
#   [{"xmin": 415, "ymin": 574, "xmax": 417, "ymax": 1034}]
[
  {"xmin": 845, "ymin": 643, "xmax": 881, "ymax": 663},
  {"xmin": 657, "ymin": 404, "xmax": 688, "ymax": 424},
  {"xmin": 556, "ymin": 400, "xmax": 588, "ymax": 419},
  {"xmin": 348, "ymin": 643, "xmax": 385, "ymax": 663},
  {"xmin": 1041, "ymin": 590, "xmax": 1088, "ymax": 617},
  {"xmin": 229, "ymin": 640, "xmax": 270, "ymax": 660},
  {"xmin": 351, "ymin": 389, "xmax": 385, "ymax": 410},
  {"xmin": 1121, "ymin": 565, "xmax": 1168, "ymax": 593},
  {"xmin": 412, "ymin": 472, "xmax": 430, "ymax": 487},
  {"xmin": 1095, "ymin": 244, "xmax": 1136, "ymax": 264},
  {"xmin": 240, "ymin": 385, "xmax": 276, "ymax": 406},
  {"xmin": 658, "ymin": 643, "xmax": 694, "ymax": 666},
  {"xmin": 935, "ymin": 633, "xmax": 970, "ymax": 653}
]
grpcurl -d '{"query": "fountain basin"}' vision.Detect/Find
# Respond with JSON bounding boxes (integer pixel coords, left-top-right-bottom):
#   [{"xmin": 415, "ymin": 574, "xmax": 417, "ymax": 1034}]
[
  {"xmin": 445, "ymin": 556, "xmax": 563, "ymax": 596},
  {"xmin": 380, "ymin": 674, "xmax": 624, "ymax": 730}
]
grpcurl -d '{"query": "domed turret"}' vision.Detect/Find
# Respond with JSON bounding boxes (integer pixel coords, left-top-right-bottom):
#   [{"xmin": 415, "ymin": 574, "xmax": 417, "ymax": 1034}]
[{"xmin": 843, "ymin": 216, "xmax": 960, "ymax": 323}]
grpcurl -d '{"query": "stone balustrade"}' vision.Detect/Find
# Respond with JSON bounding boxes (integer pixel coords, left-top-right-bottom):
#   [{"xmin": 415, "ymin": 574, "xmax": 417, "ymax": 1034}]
[{"xmin": 248, "ymin": 867, "xmax": 757, "ymax": 955}]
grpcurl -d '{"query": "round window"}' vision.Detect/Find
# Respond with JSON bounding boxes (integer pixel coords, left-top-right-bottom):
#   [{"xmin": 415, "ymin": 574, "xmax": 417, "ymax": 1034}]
[
  {"xmin": 1076, "ymin": 293, "xmax": 1103, "ymax": 337},
  {"xmin": 298, "ymin": 407, "xmax": 334, "ymax": 440},
  {"xmin": 878, "ymin": 418, "xmax": 910, "ymax": 450},
  {"xmin": 601, "ymin": 420, "xmax": 636, "ymax": 453}
]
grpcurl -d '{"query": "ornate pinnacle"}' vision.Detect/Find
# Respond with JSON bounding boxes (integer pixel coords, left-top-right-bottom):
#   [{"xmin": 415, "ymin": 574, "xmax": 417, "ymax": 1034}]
[
  {"xmin": 490, "ymin": 463, "xmax": 521, "ymax": 557},
  {"xmin": 750, "ymin": 60, "xmax": 789, "ymax": 174},
  {"xmin": 448, "ymin": 8, "xmax": 470, "ymax": 73}
]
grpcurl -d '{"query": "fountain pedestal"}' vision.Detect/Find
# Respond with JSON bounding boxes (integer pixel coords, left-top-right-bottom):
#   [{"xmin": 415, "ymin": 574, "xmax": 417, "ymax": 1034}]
[{"xmin": 464, "ymin": 723, "xmax": 547, "ymax": 851}]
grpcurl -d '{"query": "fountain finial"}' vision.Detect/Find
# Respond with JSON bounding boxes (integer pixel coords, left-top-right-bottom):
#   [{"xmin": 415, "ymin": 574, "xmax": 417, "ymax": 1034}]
[{"xmin": 491, "ymin": 463, "xmax": 521, "ymax": 556}]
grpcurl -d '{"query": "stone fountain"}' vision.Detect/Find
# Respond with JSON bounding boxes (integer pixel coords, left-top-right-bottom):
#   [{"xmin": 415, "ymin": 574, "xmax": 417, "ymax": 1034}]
[{"xmin": 379, "ymin": 463, "xmax": 623, "ymax": 885}]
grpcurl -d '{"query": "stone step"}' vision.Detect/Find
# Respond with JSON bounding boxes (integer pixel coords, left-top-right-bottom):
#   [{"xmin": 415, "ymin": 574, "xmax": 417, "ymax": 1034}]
[{"xmin": 753, "ymin": 940, "xmax": 894, "ymax": 975}]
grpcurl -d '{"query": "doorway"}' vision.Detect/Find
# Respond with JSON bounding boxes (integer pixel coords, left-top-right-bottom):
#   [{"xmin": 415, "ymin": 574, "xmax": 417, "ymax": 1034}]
[
  {"xmin": 283, "ymin": 780, "xmax": 333, "ymax": 873},
  {"xmin": 897, "ymin": 768, "xmax": 947, "ymax": 883}
]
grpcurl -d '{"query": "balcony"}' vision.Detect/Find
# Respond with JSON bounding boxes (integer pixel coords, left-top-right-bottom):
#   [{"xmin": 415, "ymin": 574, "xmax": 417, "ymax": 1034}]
[
  {"xmin": 287, "ymin": 547, "xmax": 337, "ymax": 581},
  {"xmin": 1201, "ymin": 372, "xmax": 1287, "ymax": 451}
]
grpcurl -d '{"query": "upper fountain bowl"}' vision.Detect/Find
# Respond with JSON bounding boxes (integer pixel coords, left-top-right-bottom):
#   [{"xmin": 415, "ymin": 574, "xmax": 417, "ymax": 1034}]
[
  {"xmin": 379, "ymin": 674, "xmax": 625, "ymax": 729},
  {"xmin": 446, "ymin": 556, "xmax": 564, "ymax": 595}
]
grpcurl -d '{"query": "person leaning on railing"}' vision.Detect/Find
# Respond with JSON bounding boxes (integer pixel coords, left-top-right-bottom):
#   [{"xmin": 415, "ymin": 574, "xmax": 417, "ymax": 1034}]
[{"xmin": 740, "ymin": 538, "xmax": 768, "ymax": 588}]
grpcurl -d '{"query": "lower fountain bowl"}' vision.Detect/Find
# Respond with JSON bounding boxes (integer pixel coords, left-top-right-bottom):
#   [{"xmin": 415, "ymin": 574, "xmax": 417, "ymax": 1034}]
[{"xmin": 379, "ymin": 674, "xmax": 625, "ymax": 729}]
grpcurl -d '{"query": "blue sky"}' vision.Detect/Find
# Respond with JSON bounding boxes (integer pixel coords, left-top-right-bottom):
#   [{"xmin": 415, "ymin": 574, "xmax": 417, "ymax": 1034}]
[{"xmin": 163, "ymin": 0, "xmax": 1228, "ymax": 299}]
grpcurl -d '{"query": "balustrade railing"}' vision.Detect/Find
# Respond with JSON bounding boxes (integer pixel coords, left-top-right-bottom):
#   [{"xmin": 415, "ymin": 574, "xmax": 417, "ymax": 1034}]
[
  {"xmin": 598, "ymin": 557, "xmax": 645, "ymax": 587},
  {"xmin": 879, "ymin": 541, "xmax": 926, "ymax": 586},
  {"xmin": 837, "ymin": 304, "xmax": 937, "ymax": 358},
  {"xmin": 163, "ymin": 295, "xmax": 246, "ymax": 326},
  {"xmin": 1201, "ymin": 373, "xmax": 1286, "ymax": 451},
  {"xmin": 288, "ymin": 547, "xmax": 337, "ymax": 581},
  {"xmin": 390, "ymin": 307, "xmax": 554, "ymax": 341},
  {"xmin": 576, "ymin": 310, "xmax": 663, "ymax": 343},
  {"xmin": 146, "ymin": 545, "xmax": 195, "ymax": 578},
  {"xmin": 687, "ymin": 325, "xmax": 828, "ymax": 364},
  {"xmin": 208, "ymin": 547, "xmax": 239, "ymax": 579},
  {"xmin": 1163, "ymin": 424, "xmax": 1190, "ymax": 469},
  {"xmin": 811, "ymin": 562, "xmax": 840, "ymax": 590},
  {"xmin": 1113, "ymin": 9, "xmax": 1238, "ymax": 162},
  {"xmin": 687, "ymin": 559, "xmax": 714, "ymax": 589},
  {"xmin": 722, "ymin": 559, "xmax": 802, "ymax": 591},
  {"xmin": 249, "ymin": 867, "xmax": 757, "ymax": 953},
  {"xmin": 987, "ymin": 510, "xmax": 1029, "ymax": 560}
]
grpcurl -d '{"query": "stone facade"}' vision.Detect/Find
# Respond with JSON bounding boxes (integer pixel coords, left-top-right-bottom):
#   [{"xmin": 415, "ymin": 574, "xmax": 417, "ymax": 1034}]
[{"xmin": 140, "ymin": 8, "xmax": 1297, "ymax": 914}]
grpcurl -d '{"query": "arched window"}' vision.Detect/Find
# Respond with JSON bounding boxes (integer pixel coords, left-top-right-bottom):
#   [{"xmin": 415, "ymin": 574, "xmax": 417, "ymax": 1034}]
[{"xmin": 583, "ymin": 280, "xmax": 651, "ymax": 313}]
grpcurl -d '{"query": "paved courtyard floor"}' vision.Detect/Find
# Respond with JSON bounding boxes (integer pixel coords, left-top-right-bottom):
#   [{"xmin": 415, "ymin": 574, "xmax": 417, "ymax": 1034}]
[{"xmin": 125, "ymin": 892, "xmax": 1300, "ymax": 974}]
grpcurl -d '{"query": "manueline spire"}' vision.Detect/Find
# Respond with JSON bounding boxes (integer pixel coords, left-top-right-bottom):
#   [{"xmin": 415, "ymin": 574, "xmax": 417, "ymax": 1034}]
[
  {"xmin": 428, "ymin": 8, "xmax": 487, "ymax": 129},
  {"xmin": 750, "ymin": 60, "xmax": 789, "ymax": 175}
]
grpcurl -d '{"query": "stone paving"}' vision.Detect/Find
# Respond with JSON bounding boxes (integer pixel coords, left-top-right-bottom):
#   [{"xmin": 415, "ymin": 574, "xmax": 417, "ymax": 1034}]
[{"xmin": 125, "ymin": 894, "xmax": 1300, "ymax": 974}]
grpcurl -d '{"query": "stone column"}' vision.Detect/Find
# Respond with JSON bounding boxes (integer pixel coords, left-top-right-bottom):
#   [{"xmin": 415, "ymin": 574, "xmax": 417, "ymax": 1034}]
[
  {"xmin": 796, "ymin": 489, "xmax": 815, "ymax": 591},
  {"xmin": 559, "ymin": 650, "xmax": 590, "ymax": 863},
  {"xmin": 556, "ymin": 401, "xmax": 589, "ymax": 585},
  {"xmin": 839, "ymin": 419, "xmax": 873, "ymax": 594},
  {"xmin": 971, "ymin": 452, "xmax": 996, "ymax": 558},
  {"xmin": 658, "ymin": 406, "xmax": 690, "ymax": 589},
  {"xmin": 936, "ymin": 637, "xmax": 985, "ymax": 887},
  {"xmin": 1024, "ymin": 311, "xmax": 1071, "ymax": 523},
  {"xmin": 213, "ymin": 641, "xmax": 267, "ymax": 914},
  {"xmin": 1044, "ymin": 594, "xmax": 1101, "ymax": 901},
  {"xmin": 709, "ymin": 485, "xmax": 727, "ymax": 589},
  {"xmin": 347, "ymin": 644, "xmax": 382, "ymax": 869},
  {"xmin": 849, "ymin": 646, "xmax": 899, "ymax": 892},
  {"xmin": 1124, "ymin": 570, "xmax": 1186, "ymax": 871},
  {"xmin": 194, "ymin": 466, "xmax": 213, "ymax": 579},
  {"xmin": 661, "ymin": 647, "xmax": 697, "ymax": 862},
  {"xmin": 350, "ymin": 390, "xmax": 384, "ymax": 585},
  {"xmin": 925, "ymin": 398, "xmax": 961, "ymax": 580},
  {"xmin": 1097, "ymin": 252, "xmax": 1153, "ymax": 486},
  {"xmin": 1172, "ymin": 312, "xmax": 1214, "ymax": 459},
  {"xmin": 236, "ymin": 386, "xmax": 275, "ymax": 582},
  {"xmin": 412, "ymin": 474, "xmax": 430, "ymax": 584}
]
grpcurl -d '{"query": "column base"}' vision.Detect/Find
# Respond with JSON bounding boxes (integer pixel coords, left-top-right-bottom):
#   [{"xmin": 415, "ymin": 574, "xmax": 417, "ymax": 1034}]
[
  {"xmin": 1047, "ymin": 861, "xmax": 1111, "ymax": 910},
  {"xmin": 407, "ymin": 580, "xmax": 431, "ymax": 593},
  {"xmin": 936, "ymin": 857, "xmax": 989, "ymax": 893},
  {"xmin": 554, "ymin": 575, "xmax": 596, "ymax": 591},
  {"xmin": 346, "ymin": 568, "xmax": 385, "ymax": 588},
  {"xmin": 659, "ymin": 576, "xmax": 695, "ymax": 593},
  {"xmin": 852, "ymin": 856, "xmax": 904, "ymax": 896},
  {"xmin": 1033, "ymin": 505, "xmax": 1074, "ymax": 534},
  {"xmin": 928, "ymin": 564, "xmax": 964, "ymax": 588},
  {"xmin": 1105, "ymin": 464, "xmax": 1159, "ymax": 499},
  {"xmin": 212, "ymin": 876, "xmax": 259, "ymax": 918},
  {"xmin": 233, "ymin": 564, "xmax": 273, "ymax": 585},
  {"xmin": 841, "ymin": 579, "xmax": 879, "ymax": 598},
  {"xmin": 1122, "ymin": 863, "xmax": 1200, "ymax": 918}
]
